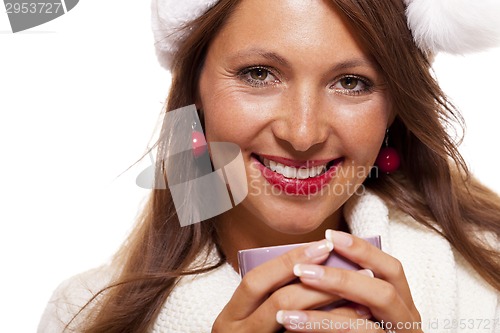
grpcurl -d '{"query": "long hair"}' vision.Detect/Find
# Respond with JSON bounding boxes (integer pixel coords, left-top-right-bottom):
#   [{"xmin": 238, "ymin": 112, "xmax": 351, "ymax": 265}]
[{"xmin": 74, "ymin": 0, "xmax": 500, "ymax": 332}]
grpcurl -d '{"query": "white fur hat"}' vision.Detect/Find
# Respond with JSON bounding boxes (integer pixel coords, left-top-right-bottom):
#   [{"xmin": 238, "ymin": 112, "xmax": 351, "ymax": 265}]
[
  {"xmin": 152, "ymin": 0, "xmax": 500, "ymax": 70},
  {"xmin": 404, "ymin": 0, "xmax": 500, "ymax": 54},
  {"xmin": 151, "ymin": 0, "xmax": 219, "ymax": 69}
]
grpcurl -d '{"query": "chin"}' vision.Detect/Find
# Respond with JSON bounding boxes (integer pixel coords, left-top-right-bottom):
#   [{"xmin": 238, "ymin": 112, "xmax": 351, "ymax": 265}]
[{"xmin": 262, "ymin": 213, "xmax": 328, "ymax": 235}]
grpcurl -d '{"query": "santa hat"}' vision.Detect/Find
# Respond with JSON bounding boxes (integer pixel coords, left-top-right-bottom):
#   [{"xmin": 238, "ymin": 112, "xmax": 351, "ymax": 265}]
[{"xmin": 152, "ymin": 0, "xmax": 500, "ymax": 70}]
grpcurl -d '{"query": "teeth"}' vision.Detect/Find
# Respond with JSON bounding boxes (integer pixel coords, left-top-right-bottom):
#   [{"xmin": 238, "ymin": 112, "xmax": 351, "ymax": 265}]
[
  {"xmin": 309, "ymin": 166, "xmax": 317, "ymax": 177},
  {"xmin": 270, "ymin": 160, "xmax": 277, "ymax": 171},
  {"xmin": 297, "ymin": 168, "xmax": 309, "ymax": 179},
  {"xmin": 275, "ymin": 163, "xmax": 285, "ymax": 175},
  {"xmin": 284, "ymin": 166, "xmax": 296, "ymax": 178},
  {"xmin": 313, "ymin": 165, "xmax": 325, "ymax": 177},
  {"xmin": 261, "ymin": 157, "xmax": 328, "ymax": 179}
]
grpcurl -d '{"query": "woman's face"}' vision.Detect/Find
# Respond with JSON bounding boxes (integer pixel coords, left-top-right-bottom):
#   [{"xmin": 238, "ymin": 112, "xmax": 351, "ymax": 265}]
[{"xmin": 198, "ymin": 0, "xmax": 391, "ymax": 237}]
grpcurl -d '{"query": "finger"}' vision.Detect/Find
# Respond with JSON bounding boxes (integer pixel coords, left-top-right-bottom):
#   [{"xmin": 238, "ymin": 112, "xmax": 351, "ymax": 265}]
[
  {"xmin": 247, "ymin": 281, "xmax": 344, "ymax": 330},
  {"xmin": 294, "ymin": 264, "xmax": 419, "ymax": 327},
  {"xmin": 333, "ymin": 302, "xmax": 372, "ymax": 319},
  {"xmin": 226, "ymin": 239, "xmax": 334, "ymax": 319},
  {"xmin": 277, "ymin": 310, "xmax": 383, "ymax": 333},
  {"xmin": 325, "ymin": 230, "xmax": 414, "ymax": 305}
]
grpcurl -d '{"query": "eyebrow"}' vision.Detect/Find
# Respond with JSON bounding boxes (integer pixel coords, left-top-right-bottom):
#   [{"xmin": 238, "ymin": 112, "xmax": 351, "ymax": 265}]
[
  {"xmin": 227, "ymin": 48, "xmax": 377, "ymax": 72},
  {"xmin": 229, "ymin": 49, "xmax": 291, "ymax": 67},
  {"xmin": 332, "ymin": 59, "xmax": 376, "ymax": 71}
]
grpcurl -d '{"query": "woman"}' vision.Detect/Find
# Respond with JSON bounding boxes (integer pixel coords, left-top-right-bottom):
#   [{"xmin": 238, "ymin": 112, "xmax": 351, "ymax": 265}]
[{"xmin": 39, "ymin": 0, "xmax": 500, "ymax": 332}]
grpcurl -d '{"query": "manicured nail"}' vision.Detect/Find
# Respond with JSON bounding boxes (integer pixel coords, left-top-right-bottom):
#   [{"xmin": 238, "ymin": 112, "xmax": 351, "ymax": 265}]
[
  {"xmin": 358, "ymin": 269, "xmax": 375, "ymax": 278},
  {"xmin": 325, "ymin": 229, "xmax": 353, "ymax": 247},
  {"xmin": 304, "ymin": 239, "xmax": 334, "ymax": 258},
  {"xmin": 294, "ymin": 264, "xmax": 324, "ymax": 279},
  {"xmin": 276, "ymin": 310, "xmax": 308, "ymax": 325},
  {"xmin": 355, "ymin": 305, "xmax": 372, "ymax": 318}
]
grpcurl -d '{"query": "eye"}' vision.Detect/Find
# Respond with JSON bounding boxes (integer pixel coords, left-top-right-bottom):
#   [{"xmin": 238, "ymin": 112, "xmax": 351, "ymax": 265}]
[
  {"xmin": 331, "ymin": 75, "xmax": 372, "ymax": 96},
  {"xmin": 250, "ymin": 68, "xmax": 269, "ymax": 81},
  {"xmin": 340, "ymin": 77, "xmax": 360, "ymax": 90},
  {"xmin": 239, "ymin": 66, "xmax": 280, "ymax": 87}
]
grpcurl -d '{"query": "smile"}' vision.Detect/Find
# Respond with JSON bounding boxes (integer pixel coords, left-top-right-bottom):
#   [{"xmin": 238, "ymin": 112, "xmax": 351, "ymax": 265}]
[
  {"xmin": 262, "ymin": 157, "xmax": 329, "ymax": 179},
  {"xmin": 252, "ymin": 154, "xmax": 344, "ymax": 196}
]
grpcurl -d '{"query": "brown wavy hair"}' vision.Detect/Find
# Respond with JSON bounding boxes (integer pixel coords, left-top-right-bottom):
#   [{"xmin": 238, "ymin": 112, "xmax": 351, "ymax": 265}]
[{"xmin": 72, "ymin": 0, "xmax": 500, "ymax": 332}]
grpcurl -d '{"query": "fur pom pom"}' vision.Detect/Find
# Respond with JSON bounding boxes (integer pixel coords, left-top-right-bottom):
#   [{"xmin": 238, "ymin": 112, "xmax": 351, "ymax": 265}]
[
  {"xmin": 405, "ymin": 0, "xmax": 500, "ymax": 54},
  {"xmin": 151, "ymin": 0, "xmax": 218, "ymax": 70}
]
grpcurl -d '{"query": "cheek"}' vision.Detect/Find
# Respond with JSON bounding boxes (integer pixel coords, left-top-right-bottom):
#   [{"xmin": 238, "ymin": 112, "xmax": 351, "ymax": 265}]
[
  {"xmin": 335, "ymin": 99, "xmax": 389, "ymax": 165},
  {"xmin": 201, "ymin": 84, "xmax": 277, "ymax": 147}
]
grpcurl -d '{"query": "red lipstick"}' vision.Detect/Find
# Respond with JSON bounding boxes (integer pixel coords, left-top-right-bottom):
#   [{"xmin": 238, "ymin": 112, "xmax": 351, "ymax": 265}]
[{"xmin": 252, "ymin": 155, "xmax": 343, "ymax": 196}]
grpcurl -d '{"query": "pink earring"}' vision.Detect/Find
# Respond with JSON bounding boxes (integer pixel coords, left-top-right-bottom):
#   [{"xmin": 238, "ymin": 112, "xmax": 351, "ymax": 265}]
[
  {"xmin": 375, "ymin": 129, "xmax": 400, "ymax": 174},
  {"xmin": 191, "ymin": 121, "xmax": 207, "ymax": 158}
]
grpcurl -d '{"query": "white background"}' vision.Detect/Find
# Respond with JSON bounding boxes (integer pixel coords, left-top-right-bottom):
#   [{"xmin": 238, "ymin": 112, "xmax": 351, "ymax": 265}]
[{"xmin": 0, "ymin": 2, "xmax": 499, "ymax": 332}]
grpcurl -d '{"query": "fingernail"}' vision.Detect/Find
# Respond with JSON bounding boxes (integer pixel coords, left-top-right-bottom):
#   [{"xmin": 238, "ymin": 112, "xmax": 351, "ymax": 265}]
[
  {"xmin": 276, "ymin": 310, "xmax": 308, "ymax": 325},
  {"xmin": 358, "ymin": 269, "xmax": 375, "ymax": 278},
  {"xmin": 325, "ymin": 229, "xmax": 353, "ymax": 247},
  {"xmin": 304, "ymin": 239, "xmax": 334, "ymax": 258},
  {"xmin": 294, "ymin": 264, "xmax": 324, "ymax": 279},
  {"xmin": 355, "ymin": 305, "xmax": 372, "ymax": 318}
]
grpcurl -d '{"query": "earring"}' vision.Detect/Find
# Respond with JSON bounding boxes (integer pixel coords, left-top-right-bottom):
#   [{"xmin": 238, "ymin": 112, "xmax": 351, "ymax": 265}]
[
  {"xmin": 375, "ymin": 129, "xmax": 400, "ymax": 174},
  {"xmin": 191, "ymin": 120, "xmax": 207, "ymax": 158}
]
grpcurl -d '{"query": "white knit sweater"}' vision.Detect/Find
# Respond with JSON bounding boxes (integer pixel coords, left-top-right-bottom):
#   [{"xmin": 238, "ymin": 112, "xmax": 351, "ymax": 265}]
[{"xmin": 38, "ymin": 191, "xmax": 499, "ymax": 333}]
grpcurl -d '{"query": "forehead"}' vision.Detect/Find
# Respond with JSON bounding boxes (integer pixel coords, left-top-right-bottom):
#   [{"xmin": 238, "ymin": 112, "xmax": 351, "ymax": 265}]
[{"xmin": 210, "ymin": 0, "xmax": 369, "ymax": 64}]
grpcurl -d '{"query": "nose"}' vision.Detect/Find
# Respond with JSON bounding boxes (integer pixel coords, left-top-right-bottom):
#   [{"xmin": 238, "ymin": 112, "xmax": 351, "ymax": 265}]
[{"xmin": 272, "ymin": 84, "xmax": 329, "ymax": 152}]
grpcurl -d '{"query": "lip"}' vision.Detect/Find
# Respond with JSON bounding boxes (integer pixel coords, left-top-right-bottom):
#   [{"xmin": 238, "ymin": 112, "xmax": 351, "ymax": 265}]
[{"xmin": 251, "ymin": 154, "xmax": 344, "ymax": 196}]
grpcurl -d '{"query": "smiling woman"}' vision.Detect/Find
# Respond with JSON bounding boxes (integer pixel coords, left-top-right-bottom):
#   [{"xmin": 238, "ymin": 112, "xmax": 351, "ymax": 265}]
[
  {"xmin": 38, "ymin": 0, "xmax": 500, "ymax": 332},
  {"xmin": 198, "ymin": 0, "xmax": 390, "ymax": 249}
]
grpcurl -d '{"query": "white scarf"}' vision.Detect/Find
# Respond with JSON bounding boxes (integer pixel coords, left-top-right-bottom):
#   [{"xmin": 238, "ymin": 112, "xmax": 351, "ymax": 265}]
[{"xmin": 38, "ymin": 191, "xmax": 499, "ymax": 332}]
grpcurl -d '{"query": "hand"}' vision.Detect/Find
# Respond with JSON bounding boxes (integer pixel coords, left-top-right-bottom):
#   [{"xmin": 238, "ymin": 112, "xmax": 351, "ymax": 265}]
[
  {"xmin": 212, "ymin": 239, "xmax": 346, "ymax": 332},
  {"xmin": 278, "ymin": 230, "xmax": 423, "ymax": 332}
]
